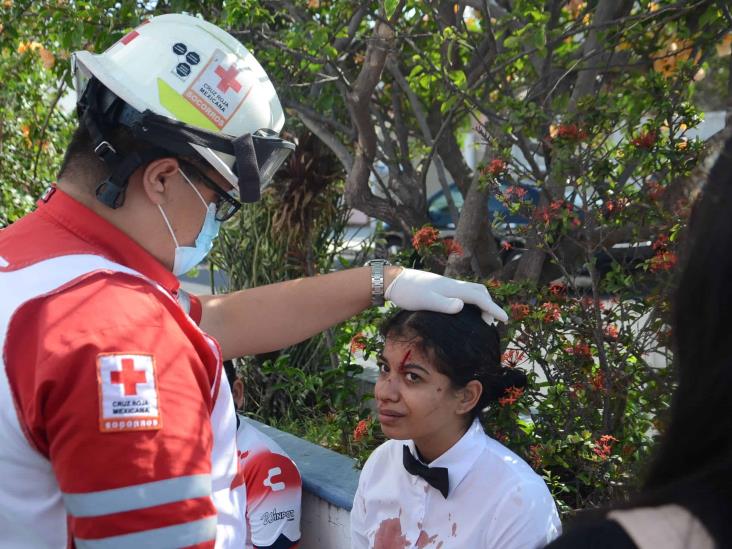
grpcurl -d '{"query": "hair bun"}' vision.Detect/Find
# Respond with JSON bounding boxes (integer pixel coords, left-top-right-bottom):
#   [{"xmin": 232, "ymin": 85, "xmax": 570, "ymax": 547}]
[{"xmin": 481, "ymin": 367, "xmax": 528, "ymax": 404}]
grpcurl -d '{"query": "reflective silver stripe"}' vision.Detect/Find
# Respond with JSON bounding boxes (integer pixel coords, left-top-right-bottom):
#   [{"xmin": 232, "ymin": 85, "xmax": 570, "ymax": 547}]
[
  {"xmin": 75, "ymin": 516, "xmax": 217, "ymax": 549},
  {"xmin": 177, "ymin": 288, "xmax": 191, "ymax": 315},
  {"xmin": 62, "ymin": 474, "xmax": 211, "ymax": 518}
]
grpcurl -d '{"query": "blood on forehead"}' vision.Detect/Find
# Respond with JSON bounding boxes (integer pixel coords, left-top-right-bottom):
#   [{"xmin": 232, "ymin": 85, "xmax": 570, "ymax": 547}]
[{"xmin": 398, "ymin": 350, "xmax": 412, "ymax": 373}]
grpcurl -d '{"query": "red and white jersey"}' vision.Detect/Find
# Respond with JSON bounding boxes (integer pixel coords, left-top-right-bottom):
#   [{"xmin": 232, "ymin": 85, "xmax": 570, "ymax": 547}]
[
  {"xmin": 0, "ymin": 188, "xmax": 244, "ymax": 547},
  {"xmin": 232, "ymin": 415, "xmax": 301, "ymax": 549}
]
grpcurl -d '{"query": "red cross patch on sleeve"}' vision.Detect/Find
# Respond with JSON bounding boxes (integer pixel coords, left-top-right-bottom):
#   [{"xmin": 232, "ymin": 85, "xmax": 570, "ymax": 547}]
[{"xmin": 97, "ymin": 353, "xmax": 162, "ymax": 433}]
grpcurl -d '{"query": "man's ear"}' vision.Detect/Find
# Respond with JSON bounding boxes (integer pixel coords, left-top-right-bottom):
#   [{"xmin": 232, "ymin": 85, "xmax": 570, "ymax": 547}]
[
  {"xmin": 232, "ymin": 378, "xmax": 245, "ymax": 410},
  {"xmin": 455, "ymin": 379, "xmax": 483, "ymax": 416},
  {"xmin": 139, "ymin": 157, "xmax": 180, "ymax": 206}
]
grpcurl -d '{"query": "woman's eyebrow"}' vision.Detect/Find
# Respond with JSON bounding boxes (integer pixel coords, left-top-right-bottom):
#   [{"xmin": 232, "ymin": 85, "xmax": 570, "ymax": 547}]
[{"xmin": 403, "ymin": 362, "xmax": 430, "ymax": 375}]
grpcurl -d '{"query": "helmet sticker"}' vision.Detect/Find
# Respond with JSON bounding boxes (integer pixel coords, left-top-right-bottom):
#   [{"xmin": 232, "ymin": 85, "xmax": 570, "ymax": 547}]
[
  {"xmin": 171, "ymin": 42, "xmax": 200, "ymax": 82},
  {"xmin": 182, "ymin": 48, "xmax": 253, "ymax": 130},
  {"xmin": 120, "ymin": 30, "xmax": 140, "ymax": 46}
]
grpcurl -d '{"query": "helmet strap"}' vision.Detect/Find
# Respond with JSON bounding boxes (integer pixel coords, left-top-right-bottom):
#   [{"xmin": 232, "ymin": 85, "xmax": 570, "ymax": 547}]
[{"xmin": 79, "ymin": 80, "xmax": 168, "ymax": 209}]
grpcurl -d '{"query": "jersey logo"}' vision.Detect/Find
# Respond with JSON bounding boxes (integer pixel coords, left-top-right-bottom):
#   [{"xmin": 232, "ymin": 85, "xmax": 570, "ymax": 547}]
[
  {"xmin": 97, "ymin": 353, "xmax": 162, "ymax": 433},
  {"xmin": 263, "ymin": 467, "xmax": 286, "ymax": 492}
]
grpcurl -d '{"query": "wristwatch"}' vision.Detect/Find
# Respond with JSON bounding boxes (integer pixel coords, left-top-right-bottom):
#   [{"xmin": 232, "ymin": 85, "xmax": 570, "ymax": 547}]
[{"xmin": 366, "ymin": 259, "xmax": 391, "ymax": 307}]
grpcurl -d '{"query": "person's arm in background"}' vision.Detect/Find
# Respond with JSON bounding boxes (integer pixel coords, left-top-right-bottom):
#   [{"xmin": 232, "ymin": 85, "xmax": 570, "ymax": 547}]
[
  {"xmin": 8, "ymin": 276, "xmax": 220, "ymax": 547},
  {"xmin": 200, "ymin": 266, "xmax": 507, "ymax": 360}
]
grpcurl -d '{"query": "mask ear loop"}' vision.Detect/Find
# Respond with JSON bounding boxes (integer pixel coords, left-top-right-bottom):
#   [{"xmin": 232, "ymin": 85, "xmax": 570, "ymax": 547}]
[
  {"xmin": 158, "ymin": 204, "xmax": 181, "ymax": 248},
  {"xmin": 179, "ymin": 168, "xmax": 210, "ymax": 209}
]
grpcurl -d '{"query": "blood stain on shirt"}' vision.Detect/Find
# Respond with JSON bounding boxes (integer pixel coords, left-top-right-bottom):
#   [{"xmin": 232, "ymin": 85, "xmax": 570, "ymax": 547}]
[
  {"xmin": 415, "ymin": 530, "xmax": 438, "ymax": 548},
  {"xmin": 374, "ymin": 517, "xmax": 409, "ymax": 549},
  {"xmin": 452, "ymin": 522, "xmax": 458, "ymax": 537}
]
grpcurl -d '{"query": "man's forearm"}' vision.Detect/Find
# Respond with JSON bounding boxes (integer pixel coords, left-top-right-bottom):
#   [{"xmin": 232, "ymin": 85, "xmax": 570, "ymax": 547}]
[{"xmin": 199, "ymin": 266, "xmax": 401, "ymax": 360}]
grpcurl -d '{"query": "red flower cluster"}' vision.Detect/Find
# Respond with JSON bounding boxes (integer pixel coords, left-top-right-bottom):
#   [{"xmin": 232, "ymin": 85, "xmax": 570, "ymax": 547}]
[
  {"xmin": 590, "ymin": 370, "xmax": 606, "ymax": 392},
  {"xmin": 504, "ymin": 185, "xmax": 528, "ymax": 200},
  {"xmin": 486, "ymin": 278, "xmax": 502, "ymax": 290},
  {"xmin": 549, "ymin": 199, "xmax": 565, "ymax": 213},
  {"xmin": 548, "ymin": 281, "xmax": 567, "ymax": 297},
  {"xmin": 494, "ymin": 430, "xmax": 509, "ymax": 444},
  {"xmin": 353, "ymin": 418, "xmax": 370, "ymax": 442},
  {"xmin": 593, "ymin": 434, "xmax": 618, "ymax": 460},
  {"xmin": 604, "ymin": 324, "xmax": 619, "ymax": 341},
  {"xmin": 652, "ymin": 234, "xmax": 669, "ymax": 251},
  {"xmin": 444, "ymin": 239, "xmax": 463, "ymax": 257},
  {"xmin": 632, "ymin": 130, "xmax": 657, "ymax": 149},
  {"xmin": 350, "ymin": 333, "xmax": 367, "ymax": 353},
  {"xmin": 502, "ymin": 349, "xmax": 526, "ymax": 368},
  {"xmin": 541, "ymin": 302, "xmax": 561, "ymax": 323},
  {"xmin": 567, "ymin": 341, "xmax": 592, "ymax": 359},
  {"xmin": 605, "ymin": 198, "xmax": 629, "ymax": 215},
  {"xmin": 534, "ymin": 207, "xmax": 553, "ymax": 224},
  {"xmin": 646, "ymin": 179, "xmax": 665, "ymax": 201},
  {"xmin": 649, "ymin": 251, "xmax": 678, "ymax": 272},
  {"xmin": 498, "ymin": 386, "xmax": 525, "ymax": 406},
  {"xmin": 556, "ymin": 123, "xmax": 587, "ymax": 141},
  {"xmin": 510, "ymin": 303, "xmax": 530, "ymax": 321},
  {"xmin": 528, "ymin": 444, "xmax": 543, "ymax": 469},
  {"xmin": 483, "ymin": 158, "xmax": 507, "ymax": 177},
  {"xmin": 412, "ymin": 226, "xmax": 440, "ymax": 251}
]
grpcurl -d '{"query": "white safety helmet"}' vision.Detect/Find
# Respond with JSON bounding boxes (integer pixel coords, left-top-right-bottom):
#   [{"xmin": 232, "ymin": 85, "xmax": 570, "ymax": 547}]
[{"xmin": 71, "ymin": 13, "xmax": 294, "ymax": 209}]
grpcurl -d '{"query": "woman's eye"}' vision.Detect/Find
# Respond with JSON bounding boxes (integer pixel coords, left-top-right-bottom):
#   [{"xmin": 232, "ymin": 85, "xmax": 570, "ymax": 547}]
[
  {"xmin": 378, "ymin": 362, "xmax": 390, "ymax": 375},
  {"xmin": 405, "ymin": 372, "xmax": 421, "ymax": 383}
]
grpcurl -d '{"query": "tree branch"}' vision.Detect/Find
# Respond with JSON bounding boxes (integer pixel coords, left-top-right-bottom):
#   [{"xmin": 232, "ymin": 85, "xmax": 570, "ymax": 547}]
[{"xmin": 291, "ymin": 107, "xmax": 353, "ymax": 172}]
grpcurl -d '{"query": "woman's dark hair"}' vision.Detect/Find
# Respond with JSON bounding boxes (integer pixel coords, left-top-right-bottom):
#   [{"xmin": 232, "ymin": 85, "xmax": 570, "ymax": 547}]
[
  {"xmin": 380, "ymin": 304, "xmax": 527, "ymax": 420},
  {"xmin": 630, "ymin": 135, "xmax": 732, "ymax": 542}
]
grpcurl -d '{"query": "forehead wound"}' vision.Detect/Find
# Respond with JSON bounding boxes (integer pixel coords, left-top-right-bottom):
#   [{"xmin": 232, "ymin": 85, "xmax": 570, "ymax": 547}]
[{"xmin": 398, "ymin": 349, "xmax": 412, "ymax": 372}]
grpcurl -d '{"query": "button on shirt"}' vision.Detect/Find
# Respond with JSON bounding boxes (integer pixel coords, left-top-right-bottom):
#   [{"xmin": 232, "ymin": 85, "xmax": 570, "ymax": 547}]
[{"xmin": 350, "ymin": 419, "xmax": 561, "ymax": 549}]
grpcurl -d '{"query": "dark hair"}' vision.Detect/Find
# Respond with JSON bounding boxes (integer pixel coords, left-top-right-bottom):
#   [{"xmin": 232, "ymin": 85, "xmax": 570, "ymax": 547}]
[
  {"xmin": 57, "ymin": 123, "xmax": 156, "ymax": 190},
  {"xmin": 57, "ymin": 121, "xmax": 205, "ymax": 193},
  {"xmin": 631, "ymin": 135, "xmax": 732, "ymax": 541},
  {"xmin": 380, "ymin": 304, "xmax": 527, "ymax": 420},
  {"xmin": 223, "ymin": 360, "xmax": 237, "ymax": 388}
]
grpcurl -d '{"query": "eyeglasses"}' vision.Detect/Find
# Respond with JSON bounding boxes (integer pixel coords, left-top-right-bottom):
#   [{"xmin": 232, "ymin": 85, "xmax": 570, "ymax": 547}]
[{"xmin": 180, "ymin": 161, "xmax": 241, "ymax": 222}]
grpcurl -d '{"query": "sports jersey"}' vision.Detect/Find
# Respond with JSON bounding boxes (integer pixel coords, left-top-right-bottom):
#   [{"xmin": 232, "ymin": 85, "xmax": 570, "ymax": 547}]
[
  {"xmin": 0, "ymin": 187, "xmax": 244, "ymax": 547},
  {"xmin": 232, "ymin": 414, "xmax": 301, "ymax": 549},
  {"xmin": 350, "ymin": 418, "xmax": 561, "ymax": 549}
]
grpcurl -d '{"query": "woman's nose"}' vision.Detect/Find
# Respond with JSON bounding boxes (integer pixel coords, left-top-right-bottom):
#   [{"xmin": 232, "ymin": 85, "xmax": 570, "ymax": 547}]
[{"xmin": 375, "ymin": 375, "xmax": 400, "ymax": 402}]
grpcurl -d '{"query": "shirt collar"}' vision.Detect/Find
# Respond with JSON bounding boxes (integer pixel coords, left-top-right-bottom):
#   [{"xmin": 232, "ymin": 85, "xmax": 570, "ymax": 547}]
[
  {"xmin": 407, "ymin": 418, "xmax": 486, "ymax": 497},
  {"xmin": 37, "ymin": 187, "xmax": 180, "ymax": 295}
]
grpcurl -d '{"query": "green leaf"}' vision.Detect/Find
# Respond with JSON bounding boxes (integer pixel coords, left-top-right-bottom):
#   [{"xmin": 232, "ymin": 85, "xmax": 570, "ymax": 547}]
[{"xmin": 384, "ymin": 0, "xmax": 398, "ymax": 20}]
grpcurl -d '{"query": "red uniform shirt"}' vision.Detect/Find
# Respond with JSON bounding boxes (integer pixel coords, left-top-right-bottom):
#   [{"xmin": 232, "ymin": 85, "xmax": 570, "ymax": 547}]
[{"xmin": 0, "ymin": 188, "xmax": 244, "ymax": 547}]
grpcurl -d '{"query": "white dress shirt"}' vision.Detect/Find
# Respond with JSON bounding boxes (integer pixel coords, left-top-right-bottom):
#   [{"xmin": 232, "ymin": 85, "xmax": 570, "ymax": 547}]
[{"xmin": 351, "ymin": 419, "xmax": 561, "ymax": 549}]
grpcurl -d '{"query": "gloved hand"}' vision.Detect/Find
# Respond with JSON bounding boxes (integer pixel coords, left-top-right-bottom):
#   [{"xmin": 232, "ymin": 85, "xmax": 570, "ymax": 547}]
[{"xmin": 384, "ymin": 268, "xmax": 509, "ymax": 324}]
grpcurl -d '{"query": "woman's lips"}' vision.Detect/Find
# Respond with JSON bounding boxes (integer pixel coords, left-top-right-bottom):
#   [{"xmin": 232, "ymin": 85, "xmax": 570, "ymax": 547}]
[{"xmin": 378, "ymin": 409, "xmax": 405, "ymax": 425}]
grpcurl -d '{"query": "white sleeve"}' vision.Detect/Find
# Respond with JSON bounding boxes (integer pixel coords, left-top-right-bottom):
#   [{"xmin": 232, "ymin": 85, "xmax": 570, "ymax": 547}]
[
  {"xmin": 487, "ymin": 480, "xmax": 562, "ymax": 549},
  {"xmin": 349, "ymin": 481, "xmax": 370, "ymax": 549}
]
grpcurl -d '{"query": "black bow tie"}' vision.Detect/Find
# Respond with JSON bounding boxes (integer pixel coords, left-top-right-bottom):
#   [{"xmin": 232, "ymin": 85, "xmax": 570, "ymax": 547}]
[{"xmin": 402, "ymin": 445, "xmax": 449, "ymax": 499}]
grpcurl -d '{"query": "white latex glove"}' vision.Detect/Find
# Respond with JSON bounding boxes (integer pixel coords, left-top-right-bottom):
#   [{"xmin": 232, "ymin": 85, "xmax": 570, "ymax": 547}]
[{"xmin": 384, "ymin": 268, "xmax": 509, "ymax": 324}]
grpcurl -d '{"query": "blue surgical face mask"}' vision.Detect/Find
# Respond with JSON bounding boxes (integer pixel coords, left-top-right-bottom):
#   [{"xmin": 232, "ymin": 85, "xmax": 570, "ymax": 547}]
[{"xmin": 158, "ymin": 170, "xmax": 222, "ymax": 277}]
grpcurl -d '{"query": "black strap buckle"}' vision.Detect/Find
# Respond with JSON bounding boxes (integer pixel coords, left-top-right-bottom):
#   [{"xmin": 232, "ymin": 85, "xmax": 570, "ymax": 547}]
[{"xmin": 93, "ymin": 140, "xmax": 117, "ymax": 162}]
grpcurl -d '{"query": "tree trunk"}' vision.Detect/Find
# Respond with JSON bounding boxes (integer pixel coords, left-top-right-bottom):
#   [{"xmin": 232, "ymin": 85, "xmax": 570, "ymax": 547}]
[{"xmin": 445, "ymin": 181, "xmax": 501, "ymax": 278}]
